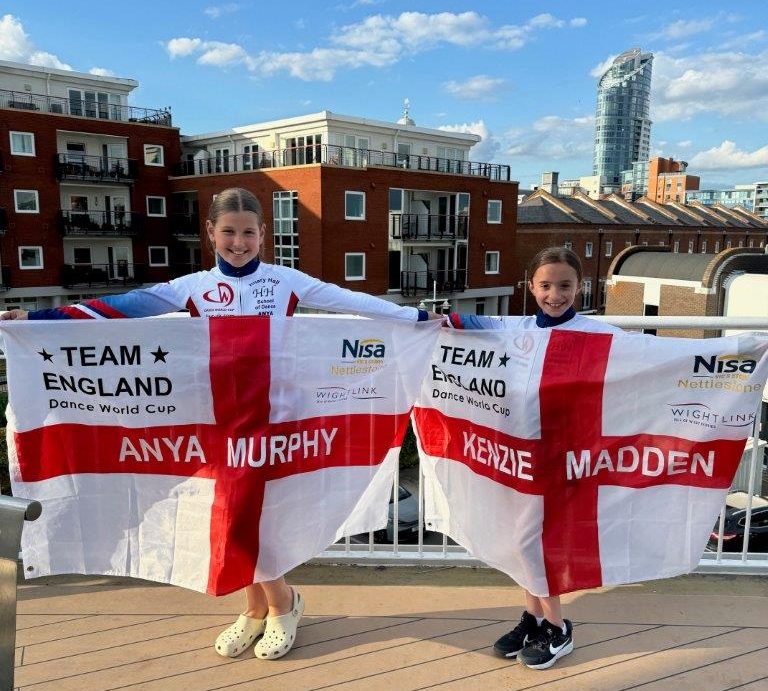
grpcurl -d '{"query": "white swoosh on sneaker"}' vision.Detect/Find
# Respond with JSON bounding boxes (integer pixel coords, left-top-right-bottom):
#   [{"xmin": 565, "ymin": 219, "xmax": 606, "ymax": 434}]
[{"xmin": 549, "ymin": 640, "xmax": 568, "ymax": 656}]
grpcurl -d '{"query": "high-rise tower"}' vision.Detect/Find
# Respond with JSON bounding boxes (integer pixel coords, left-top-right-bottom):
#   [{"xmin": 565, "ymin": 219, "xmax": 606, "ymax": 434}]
[{"xmin": 593, "ymin": 48, "xmax": 653, "ymax": 191}]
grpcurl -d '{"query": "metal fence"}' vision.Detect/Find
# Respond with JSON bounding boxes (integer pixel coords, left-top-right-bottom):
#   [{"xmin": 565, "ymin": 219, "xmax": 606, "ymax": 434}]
[{"xmin": 317, "ymin": 315, "xmax": 768, "ymax": 576}]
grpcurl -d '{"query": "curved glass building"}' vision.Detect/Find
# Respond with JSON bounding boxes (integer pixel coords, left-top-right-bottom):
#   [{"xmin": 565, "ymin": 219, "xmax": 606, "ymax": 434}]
[{"xmin": 593, "ymin": 48, "xmax": 653, "ymax": 190}]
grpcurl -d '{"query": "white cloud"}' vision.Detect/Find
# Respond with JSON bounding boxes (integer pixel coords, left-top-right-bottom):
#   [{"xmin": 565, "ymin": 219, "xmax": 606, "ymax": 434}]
[
  {"xmin": 689, "ymin": 141, "xmax": 768, "ymax": 170},
  {"xmin": 570, "ymin": 17, "xmax": 587, "ymax": 27},
  {"xmin": 165, "ymin": 10, "xmax": 587, "ymax": 81},
  {"xmin": 676, "ymin": 140, "xmax": 693, "ymax": 148},
  {"xmin": 442, "ymin": 75, "xmax": 506, "ymax": 101},
  {"xmin": 438, "ymin": 120, "xmax": 500, "ymax": 162},
  {"xmin": 654, "ymin": 18, "xmax": 714, "ymax": 40},
  {"xmin": 652, "ymin": 48, "xmax": 768, "ymax": 121},
  {"xmin": 590, "ymin": 54, "xmax": 618, "ymax": 78},
  {"xmin": 203, "ymin": 4, "xmax": 242, "ymax": 19},
  {"xmin": 89, "ymin": 67, "xmax": 115, "ymax": 77},
  {"xmin": 0, "ymin": 14, "xmax": 71, "ymax": 70},
  {"xmin": 504, "ymin": 114, "xmax": 595, "ymax": 160}
]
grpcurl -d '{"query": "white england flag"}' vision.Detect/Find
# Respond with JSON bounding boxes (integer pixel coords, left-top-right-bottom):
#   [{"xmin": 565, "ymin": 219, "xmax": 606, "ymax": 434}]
[
  {"xmin": 3, "ymin": 316, "xmax": 440, "ymax": 595},
  {"xmin": 413, "ymin": 327, "xmax": 768, "ymax": 596}
]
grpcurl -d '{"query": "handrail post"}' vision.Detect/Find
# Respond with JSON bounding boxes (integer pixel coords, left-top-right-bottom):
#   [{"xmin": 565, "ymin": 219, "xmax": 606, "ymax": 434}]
[{"xmin": 0, "ymin": 496, "xmax": 42, "ymax": 690}]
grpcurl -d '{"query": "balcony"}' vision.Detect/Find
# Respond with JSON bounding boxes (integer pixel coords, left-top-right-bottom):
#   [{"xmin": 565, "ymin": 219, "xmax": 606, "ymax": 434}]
[
  {"xmin": 61, "ymin": 262, "xmax": 145, "ymax": 289},
  {"xmin": 400, "ymin": 269, "xmax": 467, "ymax": 297},
  {"xmin": 0, "ymin": 266, "xmax": 9, "ymax": 292},
  {"xmin": 390, "ymin": 213, "xmax": 468, "ymax": 242},
  {"xmin": 169, "ymin": 213, "xmax": 201, "ymax": 239},
  {"xmin": 168, "ymin": 262, "xmax": 203, "ymax": 278},
  {"xmin": 172, "ymin": 144, "xmax": 511, "ymax": 181},
  {"xmin": 55, "ymin": 153, "xmax": 137, "ymax": 184},
  {"xmin": 0, "ymin": 88, "xmax": 172, "ymax": 126},
  {"xmin": 59, "ymin": 210, "xmax": 141, "ymax": 237},
  {"xmin": 0, "ymin": 208, "xmax": 7, "ymax": 235}
]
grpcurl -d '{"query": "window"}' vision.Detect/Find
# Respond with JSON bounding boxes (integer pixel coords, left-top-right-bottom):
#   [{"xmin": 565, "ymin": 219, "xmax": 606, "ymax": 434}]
[
  {"xmin": 563, "ymin": 241, "xmax": 573, "ymax": 250},
  {"xmin": 701, "ymin": 240, "xmax": 707, "ymax": 253},
  {"xmin": 688, "ymin": 240, "xmax": 694, "ymax": 253},
  {"xmin": 605, "ymin": 241, "xmax": 613, "ymax": 257},
  {"xmin": 10, "ymin": 131, "xmax": 35, "ymax": 156},
  {"xmin": 715, "ymin": 241, "xmax": 720, "ymax": 252},
  {"xmin": 73, "ymin": 247, "xmax": 92, "ymax": 264},
  {"xmin": 487, "ymin": 200, "xmax": 502, "ymax": 224},
  {"xmin": 14, "ymin": 189, "xmax": 39, "ymax": 213},
  {"xmin": 475, "ymin": 298, "xmax": 486, "ymax": 316},
  {"xmin": 345, "ymin": 252, "xmax": 365, "ymax": 280},
  {"xmin": 148, "ymin": 246, "xmax": 169, "ymax": 266},
  {"xmin": 738, "ymin": 240, "xmax": 744, "ymax": 248},
  {"xmin": 582, "ymin": 279, "xmax": 593, "ymax": 309},
  {"xmin": 484, "ymin": 251, "xmax": 500, "ymax": 274},
  {"xmin": 389, "ymin": 188, "xmax": 403, "ymax": 212},
  {"xmin": 144, "ymin": 144, "xmax": 164, "ymax": 166},
  {"xmin": 214, "ymin": 147, "xmax": 230, "ymax": 173},
  {"xmin": 19, "ymin": 246, "xmax": 43, "ymax": 269},
  {"xmin": 146, "ymin": 196, "xmax": 166, "ymax": 217},
  {"xmin": 585, "ymin": 241, "xmax": 593, "ymax": 258},
  {"xmin": 345, "ymin": 191, "xmax": 365, "ymax": 220},
  {"xmin": 242, "ymin": 144, "xmax": 259, "ymax": 171},
  {"xmin": 673, "ymin": 241, "xmax": 680, "ymax": 253},
  {"xmin": 726, "ymin": 239, "xmax": 733, "ymax": 249},
  {"xmin": 273, "ymin": 190, "xmax": 299, "ymax": 268},
  {"xmin": 625, "ymin": 240, "xmax": 632, "ymax": 248}
]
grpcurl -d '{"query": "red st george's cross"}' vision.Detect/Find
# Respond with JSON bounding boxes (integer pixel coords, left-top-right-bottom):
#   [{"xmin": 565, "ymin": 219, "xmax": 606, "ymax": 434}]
[
  {"xmin": 12, "ymin": 317, "xmax": 408, "ymax": 595},
  {"xmin": 415, "ymin": 330, "xmax": 746, "ymax": 596}
]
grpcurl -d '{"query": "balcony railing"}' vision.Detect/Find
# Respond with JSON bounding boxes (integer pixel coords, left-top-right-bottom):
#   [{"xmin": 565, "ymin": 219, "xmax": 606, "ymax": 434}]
[
  {"xmin": 400, "ymin": 269, "xmax": 467, "ymax": 297},
  {"xmin": 61, "ymin": 262, "xmax": 145, "ymax": 289},
  {"xmin": 390, "ymin": 213, "xmax": 468, "ymax": 241},
  {"xmin": 168, "ymin": 262, "xmax": 203, "ymax": 278},
  {"xmin": 55, "ymin": 153, "xmax": 137, "ymax": 183},
  {"xmin": 59, "ymin": 210, "xmax": 141, "ymax": 237},
  {"xmin": 0, "ymin": 89, "xmax": 172, "ymax": 126},
  {"xmin": 0, "ymin": 266, "xmax": 10, "ymax": 292},
  {"xmin": 0, "ymin": 208, "xmax": 7, "ymax": 235},
  {"xmin": 169, "ymin": 213, "xmax": 201, "ymax": 238},
  {"xmin": 172, "ymin": 144, "xmax": 511, "ymax": 181}
]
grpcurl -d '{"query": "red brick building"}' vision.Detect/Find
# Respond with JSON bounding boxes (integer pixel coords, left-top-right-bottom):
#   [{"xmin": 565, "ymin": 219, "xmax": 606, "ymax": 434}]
[
  {"xmin": 514, "ymin": 189, "xmax": 768, "ymax": 315},
  {"xmin": 647, "ymin": 156, "xmax": 700, "ymax": 204}
]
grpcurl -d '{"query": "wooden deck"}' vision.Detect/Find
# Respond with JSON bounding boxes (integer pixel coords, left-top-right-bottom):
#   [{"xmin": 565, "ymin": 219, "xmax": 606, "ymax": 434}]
[{"xmin": 13, "ymin": 566, "xmax": 768, "ymax": 690}]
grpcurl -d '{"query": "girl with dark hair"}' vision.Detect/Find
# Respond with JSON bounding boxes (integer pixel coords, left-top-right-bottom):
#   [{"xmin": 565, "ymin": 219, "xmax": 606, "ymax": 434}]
[
  {"xmin": 2, "ymin": 187, "xmax": 437, "ymax": 661},
  {"xmin": 447, "ymin": 246, "xmax": 624, "ymax": 670}
]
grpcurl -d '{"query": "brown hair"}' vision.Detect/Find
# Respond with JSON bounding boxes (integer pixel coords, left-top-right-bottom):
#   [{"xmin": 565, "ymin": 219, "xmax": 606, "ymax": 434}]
[
  {"xmin": 528, "ymin": 246, "xmax": 583, "ymax": 282},
  {"xmin": 207, "ymin": 187, "xmax": 264, "ymax": 224}
]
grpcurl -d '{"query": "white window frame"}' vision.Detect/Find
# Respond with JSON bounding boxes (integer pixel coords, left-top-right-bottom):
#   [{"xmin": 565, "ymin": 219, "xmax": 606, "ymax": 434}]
[
  {"xmin": 673, "ymin": 241, "xmax": 680, "ymax": 253},
  {"xmin": 345, "ymin": 191, "xmax": 366, "ymax": 221},
  {"xmin": 14, "ymin": 189, "xmax": 40, "ymax": 213},
  {"xmin": 19, "ymin": 245, "xmax": 43, "ymax": 270},
  {"xmin": 143, "ymin": 144, "xmax": 164, "ymax": 167},
  {"xmin": 585, "ymin": 241, "xmax": 593, "ymax": 258},
  {"xmin": 563, "ymin": 241, "xmax": 573, "ymax": 250},
  {"xmin": 701, "ymin": 240, "xmax": 708, "ymax": 253},
  {"xmin": 146, "ymin": 196, "xmax": 167, "ymax": 217},
  {"xmin": 487, "ymin": 199, "xmax": 502, "ymax": 224},
  {"xmin": 148, "ymin": 246, "xmax": 169, "ymax": 267},
  {"xmin": 582, "ymin": 279, "xmax": 593, "ymax": 309},
  {"xmin": 345, "ymin": 252, "xmax": 365, "ymax": 281},
  {"xmin": 605, "ymin": 240, "xmax": 613, "ymax": 257},
  {"xmin": 10, "ymin": 131, "xmax": 35, "ymax": 156},
  {"xmin": 273, "ymin": 190, "xmax": 299, "ymax": 269},
  {"xmin": 484, "ymin": 251, "xmax": 500, "ymax": 274},
  {"xmin": 688, "ymin": 240, "xmax": 695, "ymax": 253}
]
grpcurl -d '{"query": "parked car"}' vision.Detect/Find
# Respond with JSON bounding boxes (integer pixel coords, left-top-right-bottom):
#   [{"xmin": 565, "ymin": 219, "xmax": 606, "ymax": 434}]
[
  {"xmin": 708, "ymin": 503, "xmax": 768, "ymax": 553},
  {"xmin": 349, "ymin": 484, "xmax": 420, "ymax": 544}
]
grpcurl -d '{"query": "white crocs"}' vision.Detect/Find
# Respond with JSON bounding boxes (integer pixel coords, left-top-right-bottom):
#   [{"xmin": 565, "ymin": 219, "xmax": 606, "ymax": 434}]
[
  {"xmin": 214, "ymin": 613, "xmax": 266, "ymax": 658},
  {"xmin": 254, "ymin": 587, "xmax": 305, "ymax": 660}
]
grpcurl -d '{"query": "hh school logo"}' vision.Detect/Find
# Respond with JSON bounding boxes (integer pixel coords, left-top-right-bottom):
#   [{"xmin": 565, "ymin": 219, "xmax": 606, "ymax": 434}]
[{"xmin": 203, "ymin": 282, "xmax": 235, "ymax": 306}]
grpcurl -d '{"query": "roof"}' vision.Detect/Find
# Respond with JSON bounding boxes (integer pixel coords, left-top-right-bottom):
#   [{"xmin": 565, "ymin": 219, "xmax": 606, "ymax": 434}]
[{"xmin": 617, "ymin": 251, "xmax": 716, "ymax": 280}]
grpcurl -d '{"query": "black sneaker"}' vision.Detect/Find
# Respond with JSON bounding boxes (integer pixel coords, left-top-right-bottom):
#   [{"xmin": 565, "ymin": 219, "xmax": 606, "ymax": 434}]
[
  {"xmin": 492, "ymin": 611, "xmax": 540, "ymax": 659},
  {"xmin": 518, "ymin": 619, "xmax": 573, "ymax": 670}
]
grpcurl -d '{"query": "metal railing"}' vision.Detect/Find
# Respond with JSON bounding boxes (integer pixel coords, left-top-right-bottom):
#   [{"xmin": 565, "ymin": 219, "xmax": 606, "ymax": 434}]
[
  {"xmin": 55, "ymin": 153, "xmax": 137, "ymax": 183},
  {"xmin": 61, "ymin": 262, "xmax": 145, "ymax": 288},
  {"xmin": 316, "ymin": 316, "xmax": 768, "ymax": 576},
  {"xmin": 172, "ymin": 144, "xmax": 512, "ymax": 181},
  {"xmin": 59, "ymin": 209, "xmax": 140, "ymax": 237},
  {"xmin": 390, "ymin": 213, "xmax": 469, "ymax": 241},
  {"xmin": 0, "ymin": 208, "xmax": 6, "ymax": 235},
  {"xmin": 0, "ymin": 88, "xmax": 172, "ymax": 126},
  {"xmin": 400, "ymin": 269, "xmax": 467, "ymax": 296},
  {"xmin": 0, "ymin": 496, "xmax": 42, "ymax": 690},
  {"xmin": 169, "ymin": 213, "xmax": 201, "ymax": 238}
]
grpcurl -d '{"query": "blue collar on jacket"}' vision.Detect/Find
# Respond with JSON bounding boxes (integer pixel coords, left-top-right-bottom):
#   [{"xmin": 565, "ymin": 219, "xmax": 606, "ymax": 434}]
[
  {"xmin": 535, "ymin": 307, "xmax": 576, "ymax": 328},
  {"xmin": 216, "ymin": 255, "xmax": 260, "ymax": 278}
]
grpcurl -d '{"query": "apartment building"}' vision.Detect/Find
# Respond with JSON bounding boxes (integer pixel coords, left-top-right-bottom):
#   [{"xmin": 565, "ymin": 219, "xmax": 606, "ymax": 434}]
[
  {"xmin": 514, "ymin": 189, "xmax": 768, "ymax": 314},
  {"xmin": 0, "ymin": 60, "xmax": 185, "ymax": 311},
  {"xmin": 646, "ymin": 157, "xmax": 699, "ymax": 204},
  {"xmin": 170, "ymin": 110, "xmax": 518, "ymax": 315}
]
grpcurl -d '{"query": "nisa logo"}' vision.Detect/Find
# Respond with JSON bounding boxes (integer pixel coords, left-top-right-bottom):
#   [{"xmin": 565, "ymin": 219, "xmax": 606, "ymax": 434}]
[
  {"xmin": 203, "ymin": 283, "xmax": 235, "ymax": 306},
  {"xmin": 693, "ymin": 354, "xmax": 757, "ymax": 376},
  {"xmin": 342, "ymin": 338, "xmax": 386, "ymax": 360}
]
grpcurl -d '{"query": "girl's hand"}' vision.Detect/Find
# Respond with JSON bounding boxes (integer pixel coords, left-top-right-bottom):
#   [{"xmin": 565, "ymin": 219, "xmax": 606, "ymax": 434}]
[{"xmin": 0, "ymin": 309, "xmax": 29, "ymax": 320}]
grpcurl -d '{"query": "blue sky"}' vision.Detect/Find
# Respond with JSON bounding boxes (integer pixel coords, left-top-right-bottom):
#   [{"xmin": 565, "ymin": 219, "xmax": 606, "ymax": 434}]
[{"xmin": 2, "ymin": 1, "xmax": 767, "ymax": 189}]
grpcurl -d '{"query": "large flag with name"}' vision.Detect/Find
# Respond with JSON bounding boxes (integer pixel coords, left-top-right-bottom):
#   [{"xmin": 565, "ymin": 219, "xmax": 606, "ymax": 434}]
[
  {"xmin": 4, "ymin": 316, "xmax": 440, "ymax": 595},
  {"xmin": 413, "ymin": 328, "xmax": 768, "ymax": 597}
]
